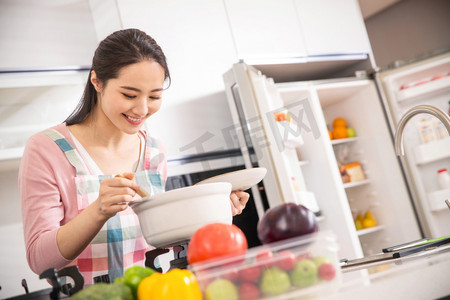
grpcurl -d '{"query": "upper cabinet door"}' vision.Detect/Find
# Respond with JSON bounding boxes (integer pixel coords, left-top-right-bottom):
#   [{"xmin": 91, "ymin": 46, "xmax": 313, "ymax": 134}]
[
  {"xmin": 224, "ymin": 0, "xmax": 307, "ymax": 60},
  {"xmin": 294, "ymin": 0, "xmax": 371, "ymax": 56}
]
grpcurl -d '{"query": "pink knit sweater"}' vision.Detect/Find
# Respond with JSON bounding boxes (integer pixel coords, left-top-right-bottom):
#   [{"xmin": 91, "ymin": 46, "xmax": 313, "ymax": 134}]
[{"xmin": 18, "ymin": 123, "xmax": 165, "ymax": 276}]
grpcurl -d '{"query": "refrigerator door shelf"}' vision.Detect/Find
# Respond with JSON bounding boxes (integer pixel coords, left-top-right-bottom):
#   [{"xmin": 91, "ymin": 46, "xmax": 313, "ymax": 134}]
[
  {"xmin": 396, "ymin": 75, "xmax": 450, "ymax": 103},
  {"xmin": 276, "ymin": 120, "xmax": 305, "ymax": 148},
  {"xmin": 427, "ymin": 188, "xmax": 450, "ymax": 212},
  {"xmin": 343, "ymin": 179, "xmax": 371, "ymax": 189},
  {"xmin": 413, "ymin": 136, "xmax": 450, "ymax": 165}
]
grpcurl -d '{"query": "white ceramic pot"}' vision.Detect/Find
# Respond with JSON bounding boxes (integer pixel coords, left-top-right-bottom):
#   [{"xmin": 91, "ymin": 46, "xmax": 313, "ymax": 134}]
[{"xmin": 131, "ymin": 182, "xmax": 233, "ymax": 248}]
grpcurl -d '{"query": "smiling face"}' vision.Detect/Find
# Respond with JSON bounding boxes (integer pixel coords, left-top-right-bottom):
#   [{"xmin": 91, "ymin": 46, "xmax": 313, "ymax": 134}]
[{"xmin": 91, "ymin": 60, "xmax": 165, "ymax": 135}]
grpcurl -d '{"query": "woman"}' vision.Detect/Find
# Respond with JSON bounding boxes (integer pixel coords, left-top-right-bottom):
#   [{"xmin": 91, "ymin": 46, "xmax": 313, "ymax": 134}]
[{"xmin": 19, "ymin": 28, "xmax": 249, "ymax": 284}]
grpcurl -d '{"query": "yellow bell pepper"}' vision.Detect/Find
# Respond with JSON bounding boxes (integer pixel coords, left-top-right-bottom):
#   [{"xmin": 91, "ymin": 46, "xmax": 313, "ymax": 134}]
[{"xmin": 137, "ymin": 268, "xmax": 202, "ymax": 300}]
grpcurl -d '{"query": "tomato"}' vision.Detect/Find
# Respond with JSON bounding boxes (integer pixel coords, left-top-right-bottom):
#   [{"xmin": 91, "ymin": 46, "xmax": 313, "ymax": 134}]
[
  {"xmin": 276, "ymin": 250, "xmax": 296, "ymax": 271},
  {"xmin": 239, "ymin": 265, "xmax": 261, "ymax": 282},
  {"xmin": 187, "ymin": 223, "xmax": 248, "ymax": 264}
]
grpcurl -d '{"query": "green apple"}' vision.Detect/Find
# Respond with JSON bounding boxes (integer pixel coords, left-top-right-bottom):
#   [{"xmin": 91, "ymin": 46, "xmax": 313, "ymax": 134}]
[
  {"xmin": 291, "ymin": 259, "xmax": 318, "ymax": 288},
  {"xmin": 259, "ymin": 266, "xmax": 291, "ymax": 295},
  {"xmin": 312, "ymin": 256, "xmax": 330, "ymax": 268},
  {"xmin": 205, "ymin": 279, "xmax": 238, "ymax": 300},
  {"xmin": 347, "ymin": 127, "xmax": 356, "ymax": 138}
]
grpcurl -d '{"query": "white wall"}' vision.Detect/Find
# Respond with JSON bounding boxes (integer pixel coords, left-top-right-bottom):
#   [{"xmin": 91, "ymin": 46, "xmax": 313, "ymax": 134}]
[{"xmin": 365, "ymin": 0, "xmax": 450, "ymax": 67}]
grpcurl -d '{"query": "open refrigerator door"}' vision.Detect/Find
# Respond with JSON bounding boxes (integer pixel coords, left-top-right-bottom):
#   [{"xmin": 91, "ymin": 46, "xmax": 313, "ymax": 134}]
[{"xmin": 223, "ymin": 60, "xmax": 428, "ymax": 263}]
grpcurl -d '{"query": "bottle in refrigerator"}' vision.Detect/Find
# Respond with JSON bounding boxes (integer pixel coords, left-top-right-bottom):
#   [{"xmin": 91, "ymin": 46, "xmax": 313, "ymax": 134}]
[
  {"xmin": 417, "ymin": 117, "xmax": 436, "ymax": 143},
  {"xmin": 432, "ymin": 118, "xmax": 448, "ymax": 139},
  {"xmin": 437, "ymin": 168, "xmax": 450, "ymax": 189}
]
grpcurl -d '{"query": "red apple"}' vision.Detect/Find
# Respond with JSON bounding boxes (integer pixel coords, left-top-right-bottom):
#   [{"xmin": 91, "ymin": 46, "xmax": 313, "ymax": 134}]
[
  {"xmin": 296, "ymin": 252, "xmax": 313, "ymax": 261},
  {"xmin": 221, "ymin": 268, "xmax": 239, "ymax": 282},
  {"xmin": 255, "ymin": 249, "xmax": 274, "ymax": 268},
  {"xmin": 318, "ymin": 263, "xmax": 336, "ymax": 281},
  {"xmin": 276, "ymin": 250, "xmax": 297, "ymax": 271},
  {"xmin": 239, "ymin": 265, "xmax": 262, "ymax": 282},
  {"xmin": 239, "ymin": 282, "xmax": 260, "ymax": 300}
]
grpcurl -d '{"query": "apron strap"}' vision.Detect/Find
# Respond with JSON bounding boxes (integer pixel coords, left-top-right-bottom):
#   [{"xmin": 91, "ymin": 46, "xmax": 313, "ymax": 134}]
[
  {"xmin": 143, "ymin": 134, "xmax": 165, "ymax": 172},
  {"xmin": 43, "ymin": 129, "xmax": 90, "ymax": 176}
]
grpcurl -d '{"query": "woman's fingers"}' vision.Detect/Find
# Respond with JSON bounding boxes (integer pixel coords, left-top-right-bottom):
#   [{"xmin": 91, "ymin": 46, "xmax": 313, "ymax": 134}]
[
  {"xmin": 230, "ymin": 191, "xmax": 250, "ymax": 216},
  {"xmin": 114, "ymin": 174, "xmax": 148, "ymax": 197},
  {"xmin": 96, "ymin": 176, "xmax": 142, "ymax": 218}
]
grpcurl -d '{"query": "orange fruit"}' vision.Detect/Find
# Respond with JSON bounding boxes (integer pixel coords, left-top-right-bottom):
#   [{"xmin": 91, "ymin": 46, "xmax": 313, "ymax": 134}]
[
  {"xmin": 332, "ymin": 117, "xmax": 347, "ymax": 128},
  {"xmin": 274, "ymin": 112, "xmax": 287, "ymax": 122},
  {"xmin": 332, "ymin": 127, "xmax": 348, "ymax": 139},
  {"xmin": 328, "ymin": 130, "xmax": 333, "ymax": 140}
]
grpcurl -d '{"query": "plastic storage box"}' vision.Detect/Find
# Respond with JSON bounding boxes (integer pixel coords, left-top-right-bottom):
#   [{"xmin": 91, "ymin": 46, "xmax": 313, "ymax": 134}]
[{"xmin": 188, "ymin": 231, "xmax": 342, "ymax": 300}]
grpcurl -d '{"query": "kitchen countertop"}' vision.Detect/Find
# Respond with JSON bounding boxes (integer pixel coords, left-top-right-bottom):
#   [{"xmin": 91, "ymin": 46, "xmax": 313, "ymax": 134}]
[{"xmin": 322, "ymin": 244, "xmax": 450, "ymax": 300}]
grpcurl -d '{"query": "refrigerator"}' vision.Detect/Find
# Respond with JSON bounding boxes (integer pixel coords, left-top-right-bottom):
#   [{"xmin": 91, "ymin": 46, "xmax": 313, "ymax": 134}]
[{"xmin": 223, "ymin": 50, "xmax": 450, "ymax": 260}]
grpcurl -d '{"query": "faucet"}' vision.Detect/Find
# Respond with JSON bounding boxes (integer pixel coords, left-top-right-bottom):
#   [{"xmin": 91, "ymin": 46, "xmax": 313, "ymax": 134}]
[
  {"xmin": 394, "ymin": 105, "xmax": 450, "ymax": 156},
  {"xmin": 394, "ymin": 104, "xmax": 450, "ymax": 210}
]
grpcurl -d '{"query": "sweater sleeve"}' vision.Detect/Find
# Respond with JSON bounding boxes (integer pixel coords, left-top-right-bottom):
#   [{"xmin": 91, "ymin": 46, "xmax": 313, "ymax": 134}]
[{"xmin": 19, "ymin": 133, "xmax": 73, "ymax": 275}]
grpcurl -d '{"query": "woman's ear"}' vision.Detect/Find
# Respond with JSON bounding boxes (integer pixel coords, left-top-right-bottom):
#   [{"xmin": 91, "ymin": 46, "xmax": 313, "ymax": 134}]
[{"xmin": 90, "ymin": 70, "xmax": 102, "ymax": 92}]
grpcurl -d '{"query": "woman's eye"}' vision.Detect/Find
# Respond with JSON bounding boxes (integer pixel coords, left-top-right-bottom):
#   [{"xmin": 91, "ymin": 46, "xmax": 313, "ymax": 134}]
[
  {"xmin": 122, "ymin": 93, "xmax": 136, "ymax": 99},
  {"xmin": 149, "ymin": 96, "xmax": 161, "ymax": 100}
]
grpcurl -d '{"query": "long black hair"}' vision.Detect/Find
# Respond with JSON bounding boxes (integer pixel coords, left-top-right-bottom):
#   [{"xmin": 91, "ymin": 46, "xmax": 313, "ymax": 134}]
[{"xmin": 65, "ymin": 28, "xmax": 170, "ymax": 125}]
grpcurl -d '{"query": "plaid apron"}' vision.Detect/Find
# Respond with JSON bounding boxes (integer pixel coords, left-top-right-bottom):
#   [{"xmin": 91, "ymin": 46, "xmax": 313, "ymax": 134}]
[{"xmin": 44, "ymin": 129, "xmax": 165, "ymax": 284}]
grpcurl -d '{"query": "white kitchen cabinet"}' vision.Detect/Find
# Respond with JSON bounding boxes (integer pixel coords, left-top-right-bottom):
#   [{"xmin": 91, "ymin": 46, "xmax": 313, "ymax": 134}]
[
  {"xmin": 294, "ymin": 0, "xmax": 372, "ymax": 56},
  {"xmin": 224, "ymin": 0, "xmax": 372, "ymax": 62},
  {"xmin": 224, "ymin": 0, "xmax": 307, "ymax": 60}
]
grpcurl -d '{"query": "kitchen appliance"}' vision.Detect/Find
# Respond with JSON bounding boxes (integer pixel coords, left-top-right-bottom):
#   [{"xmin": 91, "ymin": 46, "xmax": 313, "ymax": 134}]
[
  {"xmin": 131, "ymin": 182, "xmax": 233, "ymax": 248},
  {"xmin": 137, "ymin": 150, "xmax": 265, "ymax": 273},
  {"xmin": 222, "ymin": 50, "xmax": 450, "ymax": 261}
]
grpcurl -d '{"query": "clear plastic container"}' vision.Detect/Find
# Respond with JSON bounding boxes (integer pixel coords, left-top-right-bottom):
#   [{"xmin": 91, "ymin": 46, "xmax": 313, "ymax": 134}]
[
  {"xmin": 437, "ymin": 168, "xmax": 450, "ymax": 189},
  {"xmin": 188, "ymin": 231, "xmax": 342, "ymax": 300}
]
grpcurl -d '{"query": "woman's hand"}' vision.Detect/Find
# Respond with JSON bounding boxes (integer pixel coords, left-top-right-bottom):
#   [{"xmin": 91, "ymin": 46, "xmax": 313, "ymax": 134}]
[
  {"xmin": 95, "ymin": 172, "xmax": 140, "ymax": 220},
  {"xmin": 230, "ymin": 191, "xmax": 250, "ymax": 216}
]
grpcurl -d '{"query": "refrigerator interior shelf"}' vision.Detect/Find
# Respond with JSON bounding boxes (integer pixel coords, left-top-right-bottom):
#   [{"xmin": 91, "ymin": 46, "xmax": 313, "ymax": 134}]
[
  {"xmin": 298, "ymin": 160, "xmax": 310, "ymax": 167},
  {"xmin": 331, "ymin": 137, "xmax": 359, "ymax": 145},
  {"xmin": 343, "ymin": 179, "xmax": 370, "ymax": 189},
  {"xmin": 427, "ymin": 188, "xmax": 450, "ymax": 212},
  {"xmin": 413, "ymin": 136, "xmax": 450, "ymax": 165},
  {"xmin": 357, "ymin": 225, "xmax": 385, "ymax": 236},
  {"xmin": 396, "ymin": 75, "xmax": 450, "ymax": 103}
]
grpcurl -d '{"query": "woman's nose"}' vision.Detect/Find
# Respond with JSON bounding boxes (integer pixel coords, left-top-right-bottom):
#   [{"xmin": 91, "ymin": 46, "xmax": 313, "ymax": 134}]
[{"xmin": 134, "ymin": 97, "xmax": 149, "ymax": 116}]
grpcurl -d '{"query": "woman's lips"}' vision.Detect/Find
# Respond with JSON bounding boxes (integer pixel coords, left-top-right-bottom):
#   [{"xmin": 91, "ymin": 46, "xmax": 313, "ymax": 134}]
[{"xmin": 123, "ymin": 114, "xmax": 143, "ymax": 125}]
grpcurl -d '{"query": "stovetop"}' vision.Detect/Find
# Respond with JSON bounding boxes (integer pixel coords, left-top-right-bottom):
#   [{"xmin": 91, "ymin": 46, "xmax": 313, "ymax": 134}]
[{"xmin": 7, "ymin": 244, "xmax": 189, "ymax": 299}]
